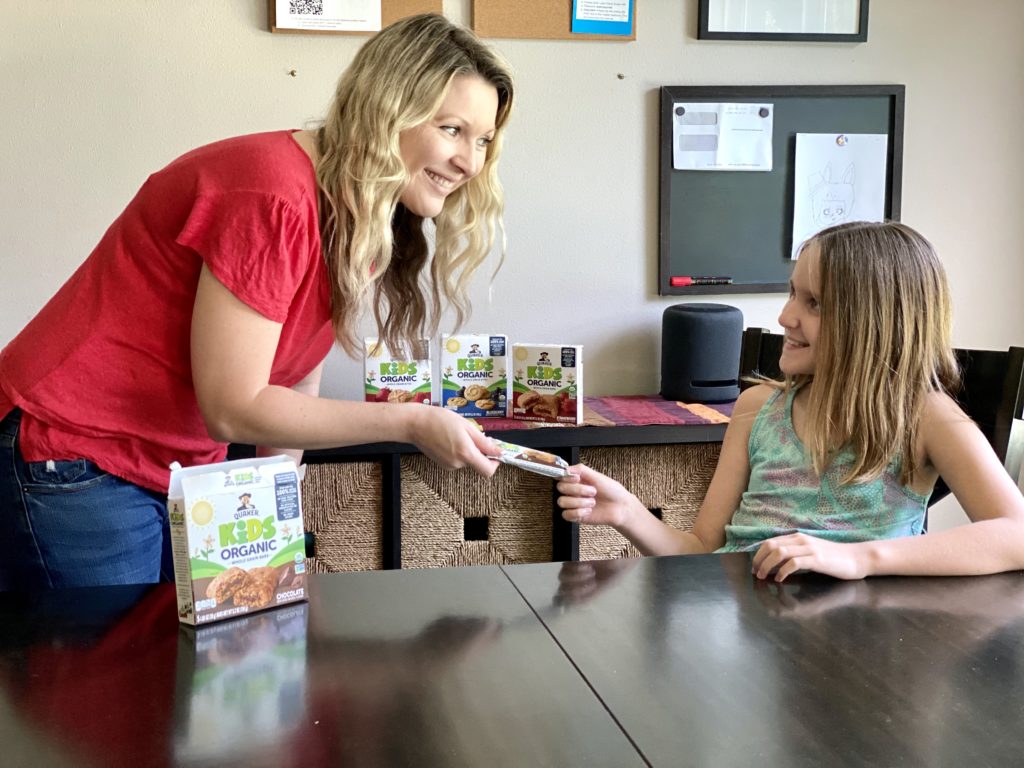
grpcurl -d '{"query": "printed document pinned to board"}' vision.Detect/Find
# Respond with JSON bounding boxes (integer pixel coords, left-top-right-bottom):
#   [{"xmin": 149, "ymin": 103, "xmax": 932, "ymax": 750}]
[
  {"xmin": 274, "ymin": 0, "xmax": 381, "ymax": 32},
  {"xmin": 572, "ymin": 0, "xmax": 634, "ymax": 35},
  {"xmin": 672, "ymin": 102, "xmax": 774, "ymax": 171}
]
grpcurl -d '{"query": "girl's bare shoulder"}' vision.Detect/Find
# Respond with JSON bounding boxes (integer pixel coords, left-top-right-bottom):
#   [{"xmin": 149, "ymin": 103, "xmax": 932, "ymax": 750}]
[
  {"xmin": 734, "ymin": 382, "xmax": 777, "ymax": 416},
  {"xmin": 727, "ymin": 384, "xmax": 779, "ymax": 435},
  {"xmin": 919, "ymin": 389, "xmax": 976, "ymax": 446},
  {"xmin": 920, "ymin": 388, "xmax": 969, "ymax": 422}
]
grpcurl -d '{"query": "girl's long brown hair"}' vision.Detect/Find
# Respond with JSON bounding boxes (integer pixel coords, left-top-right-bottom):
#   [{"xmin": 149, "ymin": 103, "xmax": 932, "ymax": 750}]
[{"xmin": 789, "ymin": 221, "xmax": 960, "ymax": 484}]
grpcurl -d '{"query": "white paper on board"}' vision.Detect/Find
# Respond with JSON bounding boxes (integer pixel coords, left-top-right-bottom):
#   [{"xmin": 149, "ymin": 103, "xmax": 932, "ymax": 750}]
[
  {"xmin": 791, "ymin": 133, "xmax": 888, "ymax": 259},
  {"xmin": 672, "ymin": 102, "xmax": 774, "ymax": 172}
]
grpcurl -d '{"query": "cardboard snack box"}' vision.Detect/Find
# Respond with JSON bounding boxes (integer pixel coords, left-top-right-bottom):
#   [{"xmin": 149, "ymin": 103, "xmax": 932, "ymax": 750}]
[
  {"xmin": 440, "ymin": 333, "xmax": 509, "ymax": 418},
  {"xmin": 363, "ymin": 337, "xmax": 433, "ymax": 404},
  {"xmin": 168, "ymin": 455, "xmax": 308, "ymax": 626},
  {"xmin": 511, "ymin": 344, "xmax": 583, "ymax": 425}
]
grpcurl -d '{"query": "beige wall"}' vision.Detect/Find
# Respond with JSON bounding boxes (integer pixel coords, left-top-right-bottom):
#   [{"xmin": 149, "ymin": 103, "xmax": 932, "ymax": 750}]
[
  {"xmin": 6, "ymin": 1, "xmax": 1020, "ymax": 527},
  {"xmin": 4, "ymin": 1, "xmax": 1022, "ymax": 398}
]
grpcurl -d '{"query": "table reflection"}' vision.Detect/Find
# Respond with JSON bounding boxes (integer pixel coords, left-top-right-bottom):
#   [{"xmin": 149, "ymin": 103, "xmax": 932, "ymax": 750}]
[
  {"xmin": 512, "ymin": 555, "xmax": 1024, "ymax": 768},
  {"xmin": 0, "ymin": 585, "xmax": 178, "ymax": 767},
  {"xmin": 2, "ymin": 565, "xmax": 640, "ymax": 768},
  {"xmin": 174, "ymin": 603, "xmax": 309, "ymax": 765}
]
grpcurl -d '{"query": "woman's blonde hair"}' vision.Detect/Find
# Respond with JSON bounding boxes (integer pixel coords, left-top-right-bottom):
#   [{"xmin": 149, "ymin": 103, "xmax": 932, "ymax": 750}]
[
  {"xmin": 790, "ymin": 221, "xmax": 960, "ymax": 484},
  {"xmin": 315, "ymin": 13, "xmax": 514, "ymax": 356}
]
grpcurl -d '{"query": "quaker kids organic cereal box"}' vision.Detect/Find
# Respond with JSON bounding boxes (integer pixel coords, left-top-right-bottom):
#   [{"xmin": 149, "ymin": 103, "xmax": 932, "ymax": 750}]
[
  {"xmin": 511, "ymin": 344, "xmax": 583, "ymax": 425},
  {"xmin": 168, "ymin": 455, "xmax": 308, "ymax": 626},
  {"xmin": 441, "ymin": 333, "xmax": 508, "ymax": 417},
  {"xmin": 363, "ymin": 337, "xmax": 433, "ymax": 404}
]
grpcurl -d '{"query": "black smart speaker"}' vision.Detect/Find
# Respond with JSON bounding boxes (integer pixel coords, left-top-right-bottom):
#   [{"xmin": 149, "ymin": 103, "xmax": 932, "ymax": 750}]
[{"xmin": 660, "ymin": 303, "xmax": 743, "ymax": 403}]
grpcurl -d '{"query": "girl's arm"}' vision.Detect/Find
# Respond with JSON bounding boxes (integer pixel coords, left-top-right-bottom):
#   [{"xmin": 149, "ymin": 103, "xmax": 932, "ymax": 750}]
[
  {"xmin": 555, "ymin": 384, "xmax": 769, "ymax": 556},
  {"xmin": 865, "ymin": 391, "xmax": 1024, "ymax": 576},
  {"xmin": 752, "ymin": 391, "xmax": 1024, "ymax": 581},
  {"xmin": 190, "ymin": 265, "xmax": 499, "ymax": 475}
]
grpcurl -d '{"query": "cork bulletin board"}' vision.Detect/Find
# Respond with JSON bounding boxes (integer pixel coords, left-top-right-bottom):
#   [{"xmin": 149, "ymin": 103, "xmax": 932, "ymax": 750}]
[
  {"xmin": 268, "ymin": 0, "xmax": 442, "ymax": 35},
  {"xmin": 472, "ymin": 0, "xmax": 637, "ymax": 41}
]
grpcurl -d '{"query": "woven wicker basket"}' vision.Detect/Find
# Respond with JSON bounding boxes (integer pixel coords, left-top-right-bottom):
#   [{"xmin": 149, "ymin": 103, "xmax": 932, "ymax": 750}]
[
  {"xmin": 301, "ymin": 442, "xmax": 720, "ymax": 570},
  {"xmin": 400, "ymin": 455, "xmax": 552, "ymax": 568},
  {"xmin": 577, "ymin": 443, "xmax": 720, "ymax": 561},
  {"xmin": 302, "ymin": 462, "xmax": 382, "ymax": 572}
]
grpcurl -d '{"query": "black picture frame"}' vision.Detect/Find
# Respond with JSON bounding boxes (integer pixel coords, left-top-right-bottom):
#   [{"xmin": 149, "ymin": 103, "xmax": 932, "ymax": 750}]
[{"xmin": 698, "ymin": 0, "xmax": 869, "ymax": 43}]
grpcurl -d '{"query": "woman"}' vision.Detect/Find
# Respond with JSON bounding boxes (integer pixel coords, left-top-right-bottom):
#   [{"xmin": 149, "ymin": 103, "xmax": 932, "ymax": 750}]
[{"xmin": 0, "ymin": 14, "xmax": 515, "ymax": 588}]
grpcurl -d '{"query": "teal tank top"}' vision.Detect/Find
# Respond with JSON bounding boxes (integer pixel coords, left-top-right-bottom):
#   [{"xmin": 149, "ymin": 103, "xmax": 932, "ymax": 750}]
[{"xmin": 717, "ymin": 388, "xmax": 929, "ymax": 553}]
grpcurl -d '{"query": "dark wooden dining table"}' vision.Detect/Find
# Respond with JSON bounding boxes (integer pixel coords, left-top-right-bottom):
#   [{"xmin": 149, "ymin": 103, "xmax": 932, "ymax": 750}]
[{"xmin": 3, "ymin": 553, "xmax": 1024, "ymax": 767}]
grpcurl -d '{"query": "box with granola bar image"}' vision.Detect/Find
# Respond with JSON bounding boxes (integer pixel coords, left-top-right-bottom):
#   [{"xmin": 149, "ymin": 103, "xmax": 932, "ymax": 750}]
[
  {"xmin": 440, "ymin": 333, "xmax": 509, "ymax": 418},
  {"xmin": 363, "ymin": 337, "xmax": 433, "ymax": 405},
  {"xmin": 168, "ymin": 455, "xmax": 308, "ymax": 626},
  {"xmin": 511, "ymin": 343, "xmax": 583, "ymax": 425}
]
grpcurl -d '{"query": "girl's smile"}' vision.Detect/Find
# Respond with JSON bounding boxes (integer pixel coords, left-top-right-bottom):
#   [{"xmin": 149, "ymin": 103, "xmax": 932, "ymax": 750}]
[{"xmin": 778, "ymin": 242, "xmax": 821, "ymax": 376}]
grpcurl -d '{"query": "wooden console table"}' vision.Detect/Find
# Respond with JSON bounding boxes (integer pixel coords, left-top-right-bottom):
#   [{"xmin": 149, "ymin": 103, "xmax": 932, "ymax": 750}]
[{"xmin": 294, "ymin": 396, "xmax": 732, "ymax": 572}]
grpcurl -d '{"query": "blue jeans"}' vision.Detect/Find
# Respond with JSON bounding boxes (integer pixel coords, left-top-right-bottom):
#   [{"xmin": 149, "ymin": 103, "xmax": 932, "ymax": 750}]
[{"xmin": 0, "ymin": 409, "xmax": 173, "ymax": 590}]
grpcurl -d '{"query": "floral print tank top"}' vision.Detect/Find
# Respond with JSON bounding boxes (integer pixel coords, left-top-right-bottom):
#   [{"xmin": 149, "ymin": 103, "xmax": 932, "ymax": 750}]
[{"xmin": 717, "ymin": 388, "xmax": 929, "ymax": 553}]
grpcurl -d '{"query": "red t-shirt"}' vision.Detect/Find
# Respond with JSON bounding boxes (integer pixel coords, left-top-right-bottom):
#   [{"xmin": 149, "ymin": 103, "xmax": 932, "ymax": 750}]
[{"xmin": 0, "ymin": 131, "xmax": 334, "ymax": 492}]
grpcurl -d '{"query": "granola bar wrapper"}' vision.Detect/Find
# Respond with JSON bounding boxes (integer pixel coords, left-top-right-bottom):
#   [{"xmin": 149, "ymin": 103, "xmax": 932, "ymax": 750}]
[{"xmin": 491, "ymin": 439, "xmax": 572, "ymax": 479}]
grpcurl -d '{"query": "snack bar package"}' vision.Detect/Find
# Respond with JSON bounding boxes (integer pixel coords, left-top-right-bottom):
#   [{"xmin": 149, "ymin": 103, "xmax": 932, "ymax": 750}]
[
  {"xmin": 440, "ymin": 333, "xmax": 509, "ymax": 417},
  {"xmin": 363, "ymin": 338, "xmax": 433, "ymax": 404},
  {"xmin": 168, "ymin": 455, "xmax": 308, "ymax": 625},
  {"xmin": 511, "ymin": 344, "xmax": 583, "ymax": 425},
  {"xmin": 491, "ymin": 439, "xmax": 571, "ymax": 478}
]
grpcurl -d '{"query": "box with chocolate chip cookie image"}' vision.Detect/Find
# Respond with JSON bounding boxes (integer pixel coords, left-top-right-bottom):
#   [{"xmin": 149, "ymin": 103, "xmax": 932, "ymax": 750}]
[
  {"xmin": 363, "ymin": 337, "xmax": 433, "ymax": 405},
  {"xmin": 168, "ymin": 455, "xmax": 308, "ymax": 626},
  {"xmin": 511, "ymin": 344, "xmax": 583, "ymax": 425},
  {"xmin": 441, "ymin": 333, "xmax": 509, "ymax": 418}
]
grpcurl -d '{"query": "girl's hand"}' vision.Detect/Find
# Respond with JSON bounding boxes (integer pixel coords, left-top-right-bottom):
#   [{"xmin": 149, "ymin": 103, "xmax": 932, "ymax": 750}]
[
  {"xmin": 751, "ymin": 532, "xmax": 869, "ymax": 582},
  {"xmin": 553, "ymin": 558, "xmax": 637, "ymax": 607},
  {"xmin": 556, "ymin": 464, "xmax": 639, "ymax": 528},
  {"xmin": 406, "ymin": 406, "xmax": 500, "ymax": 477},
  {"xmin": 751, "ymin": 578, "xmax": 873, "ymax": 619}
]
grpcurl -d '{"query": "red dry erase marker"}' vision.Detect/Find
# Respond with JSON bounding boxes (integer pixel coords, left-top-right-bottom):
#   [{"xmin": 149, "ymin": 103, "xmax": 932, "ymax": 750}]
[{"xmin": 670, "ymin": 276, "xmax": 733, "ymax": 287}]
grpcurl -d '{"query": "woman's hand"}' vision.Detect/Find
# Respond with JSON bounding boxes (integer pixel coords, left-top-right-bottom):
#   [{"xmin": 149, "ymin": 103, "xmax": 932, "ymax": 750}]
[
  {"xmin": 405, "ymin": 406, "xmax": 500, "ymax": 477},
  {"xmin": 555, "ymin": 464, "xmax": 640, "ymax": 528},
  {"xmin": 751, "ymin": 532, "xmax": 869, "ymax": 582}
]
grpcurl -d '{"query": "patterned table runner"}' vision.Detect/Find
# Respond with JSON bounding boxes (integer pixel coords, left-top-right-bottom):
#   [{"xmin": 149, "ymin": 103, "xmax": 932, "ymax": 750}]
[{"xmin": 483, "ymin": 395, "xmax": 733, "ymax": 431}]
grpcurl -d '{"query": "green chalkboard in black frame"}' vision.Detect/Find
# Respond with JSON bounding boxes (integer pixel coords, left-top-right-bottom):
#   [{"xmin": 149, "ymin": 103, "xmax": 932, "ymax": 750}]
[{"xmin": 658, "ymin": 84, "xmax": 904, "ymax": 296}]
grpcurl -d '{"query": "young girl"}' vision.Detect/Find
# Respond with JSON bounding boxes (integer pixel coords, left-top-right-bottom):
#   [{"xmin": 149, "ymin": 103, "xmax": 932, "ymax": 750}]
[
  {"xmin": 0, "ymin": 14, "xmax": 513, "ymax": 588},
  {"xmin": 558, "ymin": 221, "xmax": 1024, "ymax": 581}
]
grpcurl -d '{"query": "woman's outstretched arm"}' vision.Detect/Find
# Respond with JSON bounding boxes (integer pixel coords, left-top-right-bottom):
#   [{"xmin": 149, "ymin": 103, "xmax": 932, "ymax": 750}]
[{"xmin": 190, "ymin": 265, "xmax": 499, "ymax": 475}]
